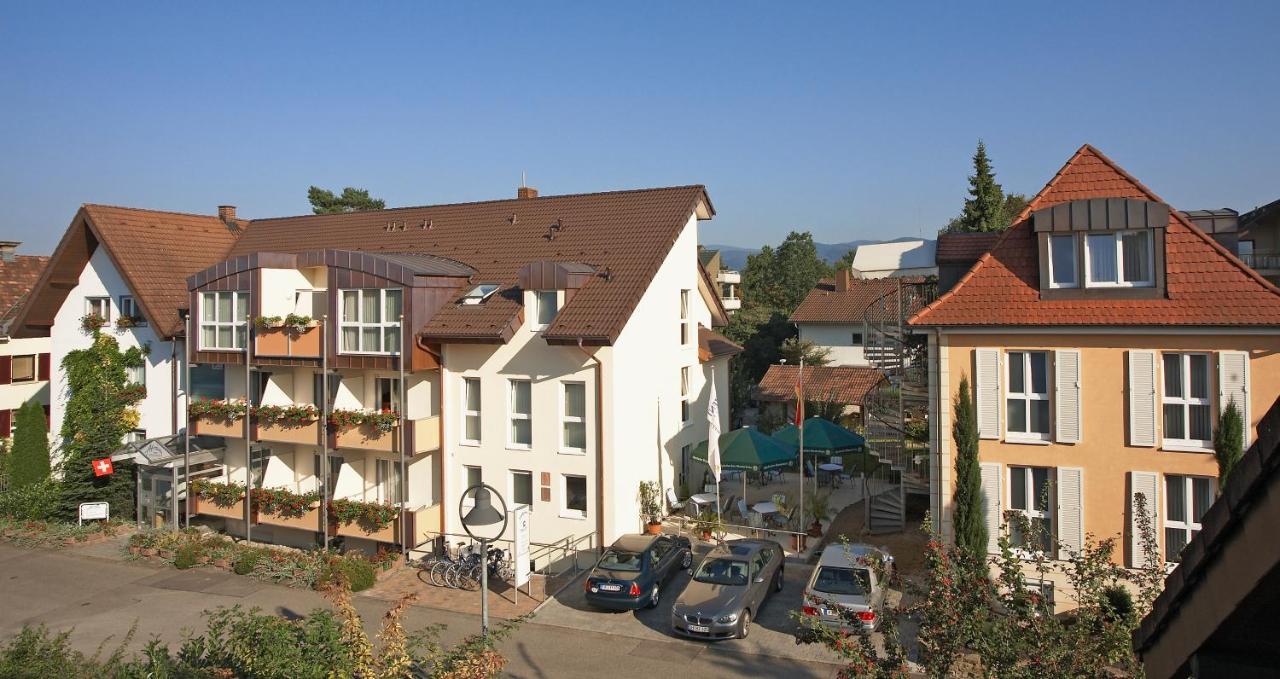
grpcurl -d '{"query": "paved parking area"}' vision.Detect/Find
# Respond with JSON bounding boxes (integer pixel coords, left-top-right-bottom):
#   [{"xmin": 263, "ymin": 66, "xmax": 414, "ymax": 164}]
[{"xmin": 532, "ymin": 549, "xmax": 846, "ymax": 668}]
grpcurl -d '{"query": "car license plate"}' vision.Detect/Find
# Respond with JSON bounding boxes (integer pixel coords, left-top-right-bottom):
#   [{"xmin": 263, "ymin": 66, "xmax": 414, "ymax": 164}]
[
  {"xmin": 599, "ymin": 584, "xmax": 621, "ymax": 592},
  {"xmin": 820, "ymin": 608, "xmax": 831, "ymax": 617},
  {"xmin": 688, "ymin": 624, "xmax": 710, "ymax": 633}
]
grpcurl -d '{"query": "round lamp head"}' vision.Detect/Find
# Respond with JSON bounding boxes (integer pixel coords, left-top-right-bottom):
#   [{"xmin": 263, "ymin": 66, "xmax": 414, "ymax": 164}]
[{"xmin": 463, "ymin": 486, "xmax": 505, "ymax": 528}]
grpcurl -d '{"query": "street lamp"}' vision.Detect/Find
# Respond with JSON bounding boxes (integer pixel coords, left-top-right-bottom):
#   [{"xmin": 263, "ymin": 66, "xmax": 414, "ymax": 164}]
[{"xmin": 460, "ymin": 483, "xmax": 508, "ymax": 638}]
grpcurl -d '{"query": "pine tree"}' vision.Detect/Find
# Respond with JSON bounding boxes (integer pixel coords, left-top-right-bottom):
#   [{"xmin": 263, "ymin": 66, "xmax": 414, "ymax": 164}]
[
  {"xmin": 8, "ymin": 399, "xmax": 50, "ymax": 488},
  {"xmin": 1214, "ymin": 398, "xmax": 1244, "ymax": 490},
  {"xmin": 952, "ymin": 375, "xmax": 987, "ymax": 560},
  {"xmin": 956, "ymin": 140, "xmax": 1005, "ymax": 232},
  {"xmin": 308, "ymin": 186, "xmax": 385, "ymax": 214}
]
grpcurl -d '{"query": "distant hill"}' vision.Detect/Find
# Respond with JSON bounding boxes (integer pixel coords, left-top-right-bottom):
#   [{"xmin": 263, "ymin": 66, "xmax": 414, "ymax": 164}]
[{"xmin": 705, "ymin": 237, "xmax": 920, "ymax": 270}]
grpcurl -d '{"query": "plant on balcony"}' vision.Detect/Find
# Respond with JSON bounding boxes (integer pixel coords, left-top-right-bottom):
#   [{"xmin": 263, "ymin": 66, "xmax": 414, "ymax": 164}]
[
  {"xmin": 254, "ymin": 315, "xmax": 284, "ymax": 330},
  {"xmin": 191, "ymin": 479, "xmax": 246, "ymax": 508},
  {"xmin": 282, "ymin": 313, "xmax": 315, "ymax": 334},
  {"xmin": 254, "ymin": 403, "xmax": 319, "ymax": 427},
  {"xmin": 330, "ymin": 498, "xmax": 399, "ymax": 532},
  {"xmin": 189, "ymin": 398, "xmax": 248, "ymax": 421},
  {"xmin": 328, "ymin": 408, "xmax": 366, "ymax": 430},
  {"xmin": 114, "ymin": 315, "xmax": 143, "ymax": 330},
  {"xmin": 252, "ymin": 486, "xmax": 321, "ymax": 519},
  {"xmin": 328, "ymin": 408, "xmax": 399, "ymax": 433},
  {"xmin": 119, "ymin": 383, "xmax": 147, "ymax": 404},
  {"xmin": 79, "ymin": 313, "xmax": 108, "ymax": 333},
  {"xmin": 365, "ymin": 410, "xmax": 400, "ymax": 433}
]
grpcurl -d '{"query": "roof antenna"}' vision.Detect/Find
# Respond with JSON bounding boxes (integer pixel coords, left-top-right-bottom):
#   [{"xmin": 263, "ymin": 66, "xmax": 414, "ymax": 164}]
[{"xmin": 521, "ymin": 170, "xmax": 527, "ymax": 188}]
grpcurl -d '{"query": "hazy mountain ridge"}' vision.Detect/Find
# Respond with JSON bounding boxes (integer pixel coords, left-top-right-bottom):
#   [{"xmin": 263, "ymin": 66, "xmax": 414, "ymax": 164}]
[{"xmin": 704, "ymin": 236, "xmax": 921, "ymax": 270}]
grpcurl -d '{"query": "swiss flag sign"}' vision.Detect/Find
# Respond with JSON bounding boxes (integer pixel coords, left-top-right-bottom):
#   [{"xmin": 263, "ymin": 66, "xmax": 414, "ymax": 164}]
[{"xmin": 92, "ymin": 457, "xmax": 114, "ymax": 477}]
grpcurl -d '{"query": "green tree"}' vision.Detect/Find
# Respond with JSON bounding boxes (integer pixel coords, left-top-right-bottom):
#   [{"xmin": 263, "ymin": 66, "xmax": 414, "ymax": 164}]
[
  {"xmin": 779, "ymin": 336, "xmax": 831, "ymax": 367},
  {"xmin": 942, "ymin": 140, "xmax": 1027, "ymax": 234},
  {"xmin": 952, "ymin": 375, "xmax": 987, "ymax": 561},
  {"xmin": 307, "ymin": 186, "xmax": 386, "ymax": 214},
  {"xmin": 1214, "ymin": 398, "xmax": 1245, "ymax": 490},
  {"xmin": 8, "ymin": 399, "xmax": 50, "ymax": 488},
  {"xmin": 834, "ymin": 247, "xmax": 857, "ymax": 272}
]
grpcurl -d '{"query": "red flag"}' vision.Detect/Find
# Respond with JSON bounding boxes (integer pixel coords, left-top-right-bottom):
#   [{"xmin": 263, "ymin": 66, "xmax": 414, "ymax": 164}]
[
  {"xmin": 92, "ymin": 457, "xmax": 114, "ymax": 477},
  {"xmin": 794, "ymin": 381, "xmax": 805, "ymax": 424}
]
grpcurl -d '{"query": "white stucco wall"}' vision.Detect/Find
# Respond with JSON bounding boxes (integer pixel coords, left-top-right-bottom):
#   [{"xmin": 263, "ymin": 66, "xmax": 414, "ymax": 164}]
[
  {"xmin": 797, "ymin": 322, "xmax": 869, "ymax": 367},
  {"xmin": 0, "ymin": 336, "xmax": 51, "ymax": 411}
]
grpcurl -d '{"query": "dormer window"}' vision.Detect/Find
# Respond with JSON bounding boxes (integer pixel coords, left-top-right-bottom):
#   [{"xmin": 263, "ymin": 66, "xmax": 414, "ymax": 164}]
[
  {"xmin": 462, "ymin": 284, "xmax": 499, "ymax": 305},
  {"xmin": 339, "ymin": 288, "xmax": 401, "ymax": 354},
  {"xmin": 1048, "ymin": 235, "xmax": 1078, "ymax": 288},
  {"xmin": 1034, "ymin": 198, "xmax": 1167, "ymax": 298},
  {"xmin": 1085, "ymin": 231, "xmax": 1152, "ymax": 287},
  {"xmin": 533, "ymin": 290, "xmax": 558, "ymax": 330}
]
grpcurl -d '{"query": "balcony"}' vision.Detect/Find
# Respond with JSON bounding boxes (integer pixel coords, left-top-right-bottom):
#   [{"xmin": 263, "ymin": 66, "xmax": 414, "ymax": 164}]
[
  {"xmin": 721, "ymin": 297, "xmax": 741, "ymax": 311},
  {"xmin": 188, "ymin": 493, "xmax": 247, "ymax": 521},
  {"xmin": 1240, "ymin": 253, "xmax": 1280, "ymax": 272},
  {"xmin": 717, "ymin": 269, "xmax": 741, "ymax": 285},
  {"xmin": 413, "ymin": 415, "xmax": 441, "ymax": 453},
  {"xmin": 194, "ymin": 416, "xmax": 246, "ymax": 438},
  {"xmin": 256, "ymin": 419, "xmax": 322, "ymax": 446},
  {"xmin": 332, "ymin": 421, "xmax": 400, "ymax": 453},
  {"xmin": 332, "ymin": 503, "xmax": 439, "ymax": 544},
  {"xmin": 256, "ymin": 502, "xmax": 323, "ymax": 532},
  {"xmin": 254, "ymin": 325, "xmax": 322, "ymax": 359}
]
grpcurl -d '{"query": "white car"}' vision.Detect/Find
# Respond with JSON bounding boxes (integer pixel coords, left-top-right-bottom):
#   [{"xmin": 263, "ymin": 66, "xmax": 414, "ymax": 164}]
[{"xmin": 801, "ymin": 543, "xmax": 893, "ymax": 632}]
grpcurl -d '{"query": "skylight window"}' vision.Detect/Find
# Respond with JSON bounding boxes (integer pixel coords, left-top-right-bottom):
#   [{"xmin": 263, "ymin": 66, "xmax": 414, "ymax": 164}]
[{"xmin": 462, "ymin": 284, "xmax": 500, "ymax": 305}]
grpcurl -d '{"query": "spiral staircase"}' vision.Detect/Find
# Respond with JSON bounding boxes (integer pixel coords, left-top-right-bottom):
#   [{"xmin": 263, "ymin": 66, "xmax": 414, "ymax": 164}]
[{"xmin": 860, "ymin": 278, "xmax": 935, "ymax": 534}]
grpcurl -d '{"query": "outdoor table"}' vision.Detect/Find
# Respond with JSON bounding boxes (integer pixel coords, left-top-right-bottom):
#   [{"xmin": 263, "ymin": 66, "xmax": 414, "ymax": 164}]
[
  {"xmin": 752, "ymin": 501, "xmax": 778, "ymax": 514},
  {"xmin": 818, "ymin": 462, "xmax": 842, "ymax": 487},
  {"xmin": 689, "ymin": 493, "xmax": 717, "ymax": 515}
]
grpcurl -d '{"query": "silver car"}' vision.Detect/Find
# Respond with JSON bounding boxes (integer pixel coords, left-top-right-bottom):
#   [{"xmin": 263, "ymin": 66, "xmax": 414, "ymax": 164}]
[
  {"xmin": 801, "ymin": 543, "xmax": 893, "ymax": 632},
  {"xmin": 670, "ymin": 540, "xmax": 784, "ymax": 640}
]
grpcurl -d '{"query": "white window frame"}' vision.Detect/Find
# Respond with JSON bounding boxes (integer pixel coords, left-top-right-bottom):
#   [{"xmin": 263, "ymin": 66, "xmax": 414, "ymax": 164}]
[
  {"xmin": 85, "ymin": 296, "xmax": 111, "ymax": 322},
  {"xmin": 1161, "ymin": 352, "xmax": 1213, "ymax": 451},
  {"xmin": 510, "ymin": 469, "xmax": 533, "ymax": 510},
  {"xmin": 125, "ymin": 429, "xmax": 147, "ymax": 444},
  {"xmin": 561, "ymin": 473, "xmax": 588, "ymax": 519},
  {"xmin": 1163, "ymin": 474, "xmax": 1211, "ymax": 563},
  {"xmin": 338, "ymin": 288, "xmax": 402, "ymax": 355},
  {"xmin": 532, "ymin": 290, "xmax": 558, "ymax": 331},
  {"xmin": 1008, "ymin": 465, "xmax": 1054, "ymax": 557},
  {"xmin": 126, "ymin": 363, "xmax": 145, "ymax": 386},
  {"xmin": 507, "ymin": 378, "xmax": 532, "ymax": 449},
  {"xmin": 375, "ymin": 458, "xmax": 401, "ymax": 505},
  {"xmin": 10, "ymin": 355, "xmax": 35, "ymax": 383},
  {"xmin": 119, "ymin": 295, "xmax": 145, "ymax": 324},
  {"xmin": 1047, "ymin": 234, "xmax": 1079, "ymax": 289},
  {"xmin": 199, "ymin": 291, "xmax": 248, "ymax": 350},
  {"xmin": 461, "ymin": 377, "xmax": 481, "ymax": 446},
  {"xmin": 1005, "ymin": 350, "xmax": 1051, "ymax": 442},
  {"xmin": 1083, "ymin": 230, "xmax": 1154, "ymax": 288},
  {"xmin": 462, "ymin": 465, "xmax": 482, "ymax": 511},
  {"xmin": 374, "ymin": 376, "xmax": 401, "ymax": 413},
  {"xmin": 680, "ymin": 366, "xmax": 691, "ymax": 426},
  {"xmin": 561, "ymin": 381, "xmax": 587, "ymax": 455},
  {"xmin": 680, "ymin": 289, "xmax": 691, "ymax": 346}
]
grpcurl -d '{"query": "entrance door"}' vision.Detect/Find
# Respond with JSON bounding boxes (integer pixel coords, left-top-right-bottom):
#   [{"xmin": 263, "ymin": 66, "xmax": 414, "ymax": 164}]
[{"xmin": 139, "ymin": 468, "xmax": 176, "ymax": 529}]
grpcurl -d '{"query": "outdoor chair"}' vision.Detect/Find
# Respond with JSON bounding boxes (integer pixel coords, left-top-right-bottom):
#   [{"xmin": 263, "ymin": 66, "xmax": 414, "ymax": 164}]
[
  {"xmin": 666, "ymin": 488, "xmax": 686, "ymax": 515},
  {"xmin": 805, "ymin": 461, "xmax": 816, "ymax": 478},
  {"xmin": 736, "ymin": 499, "xmax": 750, "ymax": 521}
]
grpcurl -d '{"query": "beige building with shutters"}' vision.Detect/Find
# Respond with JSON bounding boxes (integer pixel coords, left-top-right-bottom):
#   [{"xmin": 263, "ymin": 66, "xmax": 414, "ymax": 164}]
[{"xmin": 911, "ymin": 146, "xmax": 1280, "ymax": 607}]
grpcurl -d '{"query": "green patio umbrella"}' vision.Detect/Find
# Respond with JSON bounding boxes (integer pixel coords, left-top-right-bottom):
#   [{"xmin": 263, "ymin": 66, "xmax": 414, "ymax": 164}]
[
  {"xmin": 692, "ymin": 428, "xmax": 798, "ymax": 517},
  {"xmin": 772, "ymin": 417, "xmax": 866, "ymax": 457}
]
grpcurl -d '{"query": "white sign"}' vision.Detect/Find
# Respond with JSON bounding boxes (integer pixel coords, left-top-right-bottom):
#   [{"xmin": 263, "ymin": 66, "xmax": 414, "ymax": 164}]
[
  {"xmin": 513, "ymin": 505, "xmax": 531, "ymax": 587},
  {"xmin": 78, "ymin": 502, "xmax": 109, "ymax": 524}
]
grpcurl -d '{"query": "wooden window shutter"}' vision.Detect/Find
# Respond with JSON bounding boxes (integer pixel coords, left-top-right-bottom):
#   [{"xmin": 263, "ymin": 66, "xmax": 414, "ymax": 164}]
[
  {"xmin": 1128, "ymin": 471, "xmax": 1159, "ymax": 569},
  {"xmin": 1127, "ymin": 351, "xmax": 1157, "ymax": 447},
  {"xmin": 37, "ymin": 353, "xmax": 50, "ymax": 382},
  {"xmin": 975, "ymin": 348, "xmax": 1001, "ymax": 440},
  {"xmin": 0, "ymin": 356, "xmax": 10, "ymax": 385},
  {"xmin": 540, "ymin": 471, "xmax": 551, "ymax": 503},
  {"xmin": 0, "ymin": 410, "xmax": 10, "ymax": 437},
  {"xmin": 1217, "ymin": 351, "xmax": 1250, "ymax": 447},
  {"xmin": 1056, "ymin": 467, "xmax": 1084, "ymax": 560},
  {"xmin": 1054, "ymin": 350, "xmax": 1082, "ymax": 444},
  {"xmin": 979, "ymin": 462, "xmax": 1002, "ymax": 554}
]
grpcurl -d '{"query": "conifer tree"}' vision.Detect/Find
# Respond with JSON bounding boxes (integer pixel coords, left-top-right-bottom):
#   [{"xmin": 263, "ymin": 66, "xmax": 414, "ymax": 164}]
[
  {"xmin": 957, "ymin": 140, "xmax": 1005, "ymax": 232},
  {"xmin": 952, "ymin": 375, "xmax": 987, "ymax": 560},
  {"xmin": 1214, "ymin": 398, "xmax": 1245, "ymax": 490},
  {"xmin": 8, "ymin": 399, "xmax": 50, "ymax": 488}
]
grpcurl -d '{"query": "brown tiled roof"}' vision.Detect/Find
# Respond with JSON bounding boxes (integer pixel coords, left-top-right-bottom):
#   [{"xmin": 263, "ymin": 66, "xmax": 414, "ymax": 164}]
[
  {"xmin": 910, "ymin": 145, "xmax": 1280, "ymax": 327},
  {"xmin": 230, "ymin": 186, "xmax": 713, "ymax": 344},
  {"xmin": 935, "ymin": 232, "xmax": 1001, "ymax": 264},
  {"xmin": 756, "ymin": 364, "xmax": 884, "ymax": 406},
  {"xmin": 0, "ymin": 255, "xmax": 50, "ymax": 328},
  {"xmin": 790, "ymin": 277, "xmax": 920, "ymax": 324},
  {"xmin": 698, "ymin": 326, "xmax": 743, "ymax": 362}
]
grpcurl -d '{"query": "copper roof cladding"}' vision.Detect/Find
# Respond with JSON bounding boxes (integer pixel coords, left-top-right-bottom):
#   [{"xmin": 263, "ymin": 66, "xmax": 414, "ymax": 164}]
[
  {"xmin": 228, "ymin": 185, "xmax": 714, "ymax": 344},
  {"xmin": 910, "ymin": 145, "xmax": 1280, "ymax": 327},
  {"xmin": 0, "ymin": 254, "xmax": 50, "ymax": 329},
  {"xmin": 756, "ymin": 364, "xmax": 885, "ymax": 405},
  {"xmin": 789, "ymin": 276, "xmax": 923, "ymax": 325},
  {"xmin": 935, "ymin": 232, "xmax": 1001, "ymax": 265}
]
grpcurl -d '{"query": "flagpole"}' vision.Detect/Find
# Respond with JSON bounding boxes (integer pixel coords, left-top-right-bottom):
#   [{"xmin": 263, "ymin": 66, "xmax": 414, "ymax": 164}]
[
  {"xmin": 707, "ymin": 367, "xmax": 722, "ymax": 538},
  {"xmin": 798, "ymin": 356, "xmax": 804, "ymax": 532}
]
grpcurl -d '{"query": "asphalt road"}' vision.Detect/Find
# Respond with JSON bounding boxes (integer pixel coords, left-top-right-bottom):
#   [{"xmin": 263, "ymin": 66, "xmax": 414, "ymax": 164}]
[{"xmin": 0, "ymin": 543, "xmax": 843, "ymax": 678}]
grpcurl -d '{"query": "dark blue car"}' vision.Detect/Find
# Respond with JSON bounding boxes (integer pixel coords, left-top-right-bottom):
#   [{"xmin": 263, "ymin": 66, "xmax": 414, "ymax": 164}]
[{"xmin": 584, "ymin": 533, "xmax": 693, "ymax": 610}]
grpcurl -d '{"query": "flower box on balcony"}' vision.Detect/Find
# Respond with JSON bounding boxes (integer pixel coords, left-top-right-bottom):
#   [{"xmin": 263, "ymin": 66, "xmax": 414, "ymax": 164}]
[
  {"xmin": 256, "ymin": 419, "xmax": 321, "ymax": 445},
  {"xmin": 335, "ymin": 514, "xmax": 402, "ymax": 543},
  {"xmin": 189, "ymin": 494, "xmax": 248, "ymax": 521},
  {"xmin": 331, "ymin": 499, "xmax": 403, "ymax": 543},
  {"xmin": 254, "ymin": 322, "xmax": 321, "ymax": 359},
  {"xmin": 195, "ymin": 417, "xmax": 245, "ymax": 438},
  {"xmin": 256, "ymin": 502, "xmax": 322, "ymax": 532},
  {"xmin": 332, "ymin": 422, "xmax": 399, "ymax": 452}
]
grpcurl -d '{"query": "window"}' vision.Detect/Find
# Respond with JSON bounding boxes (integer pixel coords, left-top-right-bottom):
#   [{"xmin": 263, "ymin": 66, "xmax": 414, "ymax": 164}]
[
  {"xmin": 533, "ymin": 291, "xmax": 558, "ymax": 330},
  {"xmin": 1163, "ymin": 353, "xmax": 1212, "ymax": 449},
  {"xmin": 680, "ymin": 367, "xmax": 691, "ymax": 425},
  {"xmin": 680, "ymin": 290, "xmax": 690, "ymax": 345},
  {"xmin": 680, "ymin": 444, "xmax": 692, "ymax": 488},
  {"xmin": 1165, "ymin": 474, "xmax": 1213, "ymax": 562},
  {"xmin": 1006, "ymin": 351, "xmax": 1049, "ymax": 440},
  {"xmin": 126, "ymin": 429, "xmax": 147, "ymax": 444},
  {"xmin": 1238, "ymin": 240, "xmax": 1254, "ymax": 257},
  {"xmin": 86, "ymin": 297, "xmax": 111, "ymax": 322},
  {"xmin": 375, "ymin": 458, "xmax": 401, "ymax": 504},
  {"xmin": 462, "ymin": 284, "xmax": 499, "ymax": 305},
  {"xmin": 462, "ymin": 378, "xmax": 481, "ymax": 444},
  {"xmin": 850, "ymin": 332, "xmax": 863, "ymax": 346},
  {"xmin": 462, "ymin": 465, "xmax": 482, "ymax": 510},
  {"xmin": 508, "ymin": 379, "xmax": 531, "ymax": 447},
  {"xmin": 199, "ymin": 291, "xmax": 248, "ymax": 350},
  {"xmin": 313, "ymin": 373, "xmax": 340, "ymax": 408},
  {"xmin": 1048, "ymin": 235, "xmax": 1078, "ymax": 288},
  {"xmin": 313, "ymin": 454, "xmax": 342, "ymax": 495},
  {"xmin": 10, "ymin": 355, "xmax": 35, "ymax": 383},
  {"xmin": 119, "ymin": 295, "xmax": 145, "ymax": 324},
  {"xmin": 339, "ymin": 288, "xmax": 402, "ymax": 354},
  {"xmin": 375, "ymin": 377, "xmax": 400, "ymax": 413},
  {"xmin": 1009, "ymin": 466, "xmax": 1053, "ymax": 554},
  {"xmin": 248, "ymin": 370, "xmax": 271, "ymax": 408},
  {"xmin": 1084, "ymin": 231, "xmax": 1153, "ymax": 287},
  {"xmin": 563, "ymin": 474, "xmax": 587, "ymax": 518},
  {"xmin": 511, "ymin": 470, "xmax": 533, "ymax": 507},
  {"xmin": 562, "ymin": 381, "xmax": 587, "ymax": 453},
  {"xmin": 126, "ymin": 363, "xmax": 145, "ymax": 386},
  {"xmin": 190, "ymin": 365, "xmax": 225, "ymax": 400},
  {"xmin": 249, "ymin": 446, "xmax": 270, "ymax": 488}
]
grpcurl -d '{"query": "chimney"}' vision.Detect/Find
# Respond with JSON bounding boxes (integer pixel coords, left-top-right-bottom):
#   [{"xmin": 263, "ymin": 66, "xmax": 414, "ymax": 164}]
[
  {"xmin": 217, "ymin": 205, "xmax": 237, "ymax": 223},
  {"xmin": 836, "ymin": 267, "xmax": 853, "ymax": 292},
  {"xmin": 0, "ymin": 241, "xmax": 19, "ymax": 263},
  {"xmin": 517, "ymin": 186, "xmax": 539, "ymax": 199}
]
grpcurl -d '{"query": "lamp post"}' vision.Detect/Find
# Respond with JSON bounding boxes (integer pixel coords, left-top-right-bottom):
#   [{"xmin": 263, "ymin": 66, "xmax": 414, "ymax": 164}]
[{"xmin": 460, "ymin": 483, "xmax": 508, "ymax": 638}]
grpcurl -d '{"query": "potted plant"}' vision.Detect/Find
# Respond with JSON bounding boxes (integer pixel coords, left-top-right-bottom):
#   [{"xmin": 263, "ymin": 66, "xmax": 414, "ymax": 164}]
[
  {"xmin": 282, "ymin": 313, "xmax": 315, "ymax": 334},
  {"xmin": 694, "ymin": 509, "xmax": 723, "ymax": 541},
  {"xmin": 254, "ymin": 315, "xmax": 284, "ymax": 330},
  {"xmin": 638, "ymin": 480, "xmax": 663, "ymax": 534},
  {"xmin": 805, "ymin": 490, "xmax": 832, "ymax": 538},
  {"xmin": 80, "ymin": 313, "xmax": 108, "ymax": 332}
]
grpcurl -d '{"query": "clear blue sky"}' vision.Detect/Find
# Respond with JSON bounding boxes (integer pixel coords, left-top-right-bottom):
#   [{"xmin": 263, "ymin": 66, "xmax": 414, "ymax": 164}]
[{"xmin": 2, "ymin": 2, "xmax": 1278, "ymax": 254}]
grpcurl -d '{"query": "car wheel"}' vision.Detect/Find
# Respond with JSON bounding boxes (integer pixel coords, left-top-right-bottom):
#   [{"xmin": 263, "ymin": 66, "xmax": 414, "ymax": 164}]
[
  {"xmin": 648, "ymin": 583, "xmax": 660, "ymax": 609},
  {"xmin": 774, "ymin": 568, "xmax": 784, "ymax": 592},
  {"xmin": 681, "ymin": 550, "xmax": 692, "ymax": 569},
  {"xmin": 737, "ymin": 610, "xmax": 751, "ymax": 639}
]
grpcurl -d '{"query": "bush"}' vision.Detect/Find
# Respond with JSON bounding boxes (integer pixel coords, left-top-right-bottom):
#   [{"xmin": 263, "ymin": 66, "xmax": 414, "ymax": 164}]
[
  {"xmin": 174, "ymin": 543, "xmax": 201, "ymax": 570},
  {"xmin": 1102, "ymin": 585, "xmax": 1134, "ymax": 623},
  {"xmin": 9, "ymin": 399, "xmax": 51, "ymax": 489},
  {"xmin": 0, "ymin": 479, "xmax": 60, "ymax": 520},
  {"xmin": 317, "ymin": 556, "xmax": 377, "ymax": 593},
  {"xmin": 234, "ymin": 549, "xmax": 264, "ymax": 575}
]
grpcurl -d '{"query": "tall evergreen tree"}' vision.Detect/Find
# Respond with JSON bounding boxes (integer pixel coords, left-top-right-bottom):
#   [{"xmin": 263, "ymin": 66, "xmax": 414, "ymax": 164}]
[
  {"xmin": 307, "ymin": 186, "xmax": 385, "ymax": 214},
  {"xmin": 957, "ymin": 140, "xmax": 1005, "ymax": 232},
  {"xmin": 952, "ymin": 375, "xmax": 987, "ymax": 560},
  {"xmin": 1214, "ymin": 398, "xmax": 1245, "ymax": 490},
  {"xmin": 8, "ymin": 399, "xmax": 50, "ymax": 488}
]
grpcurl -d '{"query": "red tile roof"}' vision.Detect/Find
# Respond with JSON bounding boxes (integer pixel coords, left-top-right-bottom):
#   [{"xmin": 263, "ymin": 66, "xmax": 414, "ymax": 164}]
[
  {"xmin": 910, "ymin": 145, "xmax": 1280, "ymax": 327},
  {"xmin": 756, "ymin": 364, "xmax": 884, "ymax": 406},
  {"xmin": 698, "ymin": 326, "xmax": 743, "ymax": 362},
  {"xmin": 790, "ymin": 277, "xmax": 920, "ymax": 324},
  {"xmin": 0, "ymin": 254, "xmax": 50, "ymax": 329},
  {"xmin": 935, "ymin": 232, "xmax": 1001, "ymax": 265}
]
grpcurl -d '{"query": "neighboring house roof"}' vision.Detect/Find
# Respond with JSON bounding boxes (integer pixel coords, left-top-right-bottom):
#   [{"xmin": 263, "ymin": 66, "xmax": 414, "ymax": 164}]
[
  {"xmin": 698, "ymin": 326, "xmax": 742, "ymax": 362},
  {"xmin": 0, "ymin": 254, "xmax": 50, "ymax": 331},
  {"xmin": 1239, "ymin": 196, "xmax": 1280, "ymax": 230},
  {"xmin": 850, "ymin": 239, "xmax": 936, "ymax": 274},
  {"xmin": 756, "ymin": 364, "xmax": 884, "ymax": 406},
  {"xmin": 935, "ymin": 232, "xmax": 1001, "ymax": 265},
  {"xmin": 790, "ymin": 276, "xmax": 922, "ymax": 324},
  {"xmin": 910, "ymin": 145, "xmax": 1280, "ymax": 327}
]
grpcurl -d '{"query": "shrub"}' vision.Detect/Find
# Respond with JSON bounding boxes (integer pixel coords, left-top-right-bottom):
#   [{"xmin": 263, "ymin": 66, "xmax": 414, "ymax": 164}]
[
  {"xmin": 8, "ymin": 399, "xmax": 50, "ymax": 489},
  {"xmin": 174, "ymin": 543, "xmax": 201, "ymax": 570},
  {"xmin": 0, "ymin": 479, "xmax": 60, "ymax": 520},
  {"xmin": 320, "ymin": 556, "xmax": 377, "ymax": 593},
  {"xmin": 234, "ymin": 549, "xmax": 264, "ymax": 575}
]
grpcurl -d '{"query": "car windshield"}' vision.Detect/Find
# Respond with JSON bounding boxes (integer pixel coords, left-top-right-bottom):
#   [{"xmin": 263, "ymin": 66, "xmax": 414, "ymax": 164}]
[
  {"xmin": 693, "ymin": 557, "xmax": 749, "ymax": 586},
  {"xmin": 813, "ymin": 566, "xmax": 871, "ymax": 596},
  {"xmin": 598, "ymin": 549, "xmax": 642, "ymax": 572}
]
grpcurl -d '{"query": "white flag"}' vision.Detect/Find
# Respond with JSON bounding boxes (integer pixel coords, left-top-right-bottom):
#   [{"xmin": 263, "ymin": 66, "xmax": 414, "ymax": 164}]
[{"xmin": 707, "ymin": 369, "xmax": 721, "ymax": 479}]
